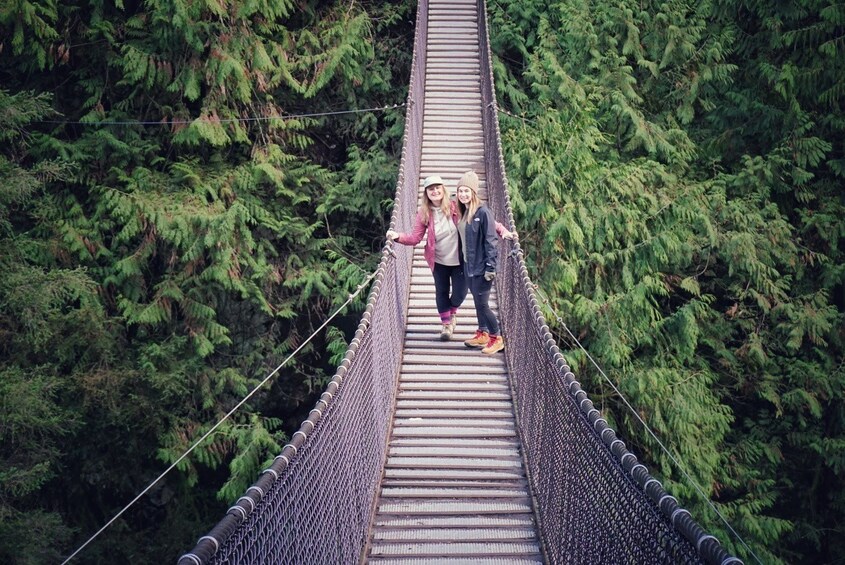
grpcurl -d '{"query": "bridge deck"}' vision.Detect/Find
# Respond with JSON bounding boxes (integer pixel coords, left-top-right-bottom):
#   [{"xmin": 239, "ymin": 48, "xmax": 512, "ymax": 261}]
[{"xmin": 364, "ymin": 1, "xmax": 542, "ymax": 562}]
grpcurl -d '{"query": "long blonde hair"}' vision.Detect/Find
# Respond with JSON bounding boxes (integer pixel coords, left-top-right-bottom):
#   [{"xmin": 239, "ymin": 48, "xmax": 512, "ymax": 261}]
[
  {"xmin": 458, "ymin": 191, "xmax": 481, "ymax": 222},
  {"xmin": 457, "ymin": 170, "xmax": 482, "ymax": 221},
  {"xmin": 420, "ymin": 183, "xmax": 452, "ymax": 225}
]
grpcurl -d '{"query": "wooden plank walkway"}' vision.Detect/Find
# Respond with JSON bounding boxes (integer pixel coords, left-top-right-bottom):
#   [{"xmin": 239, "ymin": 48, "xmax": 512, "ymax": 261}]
[{"xmin": 364, "ymin": 1, "xmax": 542, "ymax": 562}]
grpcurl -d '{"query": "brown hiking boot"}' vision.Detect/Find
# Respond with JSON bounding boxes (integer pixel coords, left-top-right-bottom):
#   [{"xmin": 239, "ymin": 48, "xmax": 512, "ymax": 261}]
[
  {"xmin": 464, "ymin": 330, "xmax": 489, "ymax": 348},
  {"xmin": 482, "ymin": 334, "xmax": 504, "ymax": 354}
]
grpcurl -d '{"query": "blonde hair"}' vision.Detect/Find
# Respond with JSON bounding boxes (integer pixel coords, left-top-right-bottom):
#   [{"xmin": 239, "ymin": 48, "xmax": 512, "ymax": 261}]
[
  {"xmin": 419, "ymin": 183, "xmax": 451, "ymax": 225},
  {"xmin": 457, "ymin": 170, "xmax": 481, "ymax": 221}
]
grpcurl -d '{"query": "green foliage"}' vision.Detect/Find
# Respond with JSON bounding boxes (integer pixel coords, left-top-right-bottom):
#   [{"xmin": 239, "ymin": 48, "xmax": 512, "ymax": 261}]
[
  {"xmin": 0, "ymin": 0, "xmax": 60, "ymax": 71},
  {"xmin": 325, "ymin": 325, "xmax": 350, "ymax": 371},
  {"xmin": 215, "ymin": 414, "xmax": 285, "ymax": 503},
  {"xmin": 0, "ymin": 89, "xmax": 93, "ymax": 562},
  {"xmin": 0, "ymin": 0, "xmax": 411, "ymax": 561},
  {"xmin": 492, "ymin": 0, "xmax": 844, "ymax": 562}
]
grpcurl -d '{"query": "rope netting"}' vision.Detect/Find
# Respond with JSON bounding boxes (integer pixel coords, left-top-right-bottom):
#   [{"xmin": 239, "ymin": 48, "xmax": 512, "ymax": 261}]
[
  {"xmin": 177, "ymin": 4, "xmax": 427, "ymax": 564},
  {"xmin": 476, "ymin": 1, "xmax": 739, "ymax": 564},
  {"xmin": 179, "ymin": 0, "xmax": 741, "ymax": 563}
]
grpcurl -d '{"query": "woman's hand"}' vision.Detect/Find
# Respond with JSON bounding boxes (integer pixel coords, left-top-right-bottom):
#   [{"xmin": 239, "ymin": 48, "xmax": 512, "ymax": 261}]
[
  {"xmin": 386, "ymin": 230, "xmax": 399, "ymax": 241},
  {"xmin": 501, "ymin": 229, "xmax": 517, "ymax": 241}
]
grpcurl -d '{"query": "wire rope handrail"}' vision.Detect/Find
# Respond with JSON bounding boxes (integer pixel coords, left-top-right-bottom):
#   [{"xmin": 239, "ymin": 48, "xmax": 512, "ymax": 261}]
[
  {"xmin": 176, "ymin": 1, "xmax": 428, "ymax": 563},
  {"xmin": 476, "ymin": 0, "xmax": 741, "ymax": 563},
  {"xmin": 532, "ymin": 285, "xmax": 761, "ymax": 564},
  {"xmin": 175, "ymin": 0, "xmax": 745, "ymax": 562},
  {"xmin": 60, "ymin": 269, "xmax": 379, "ymax": 564}
]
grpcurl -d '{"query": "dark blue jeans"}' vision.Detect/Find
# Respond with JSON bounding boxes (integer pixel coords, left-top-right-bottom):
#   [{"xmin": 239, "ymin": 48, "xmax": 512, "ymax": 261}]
[
  {"xmin": 432, "ymin": 262, "xmax": 467, "ymax": 322},
  {"xmin": 468, "ymin": 275, "xmax": 499, "ymax": 335}
]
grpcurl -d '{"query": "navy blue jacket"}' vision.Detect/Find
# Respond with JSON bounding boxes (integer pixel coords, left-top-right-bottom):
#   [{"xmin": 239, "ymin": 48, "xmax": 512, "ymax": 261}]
[{"xmin": 463, "ymin": 204, "xmax": 498, "ymax": 277}]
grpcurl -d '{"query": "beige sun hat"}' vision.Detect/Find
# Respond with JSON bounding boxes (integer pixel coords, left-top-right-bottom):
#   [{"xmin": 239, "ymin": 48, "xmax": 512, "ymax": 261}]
[{"xmin": 423, "ymin": 175, "xmax": 444, "ymax": 189}]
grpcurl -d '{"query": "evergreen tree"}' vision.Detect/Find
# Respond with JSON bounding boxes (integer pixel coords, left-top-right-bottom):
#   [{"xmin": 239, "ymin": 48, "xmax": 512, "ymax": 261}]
[
  {"xmin": 0, "ymin": 1, "xmax": 413, "ymax": 561},
  {"xmin": 0, "ymin": 89, "xmax": 81, "ymax": 565},
  {"xmin": 703, "ymin": 1, "xmax": 845, "ymax": 560},
  {"xmin": 489, "ymin": 1, "xmax": 843, "ymax": 562}
]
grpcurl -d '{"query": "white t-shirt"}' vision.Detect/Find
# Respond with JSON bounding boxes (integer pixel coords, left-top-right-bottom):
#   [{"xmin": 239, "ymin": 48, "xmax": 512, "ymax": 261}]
[{"xmin": 433, "ymin": 208, "xmax": 460, "ymax": 266}]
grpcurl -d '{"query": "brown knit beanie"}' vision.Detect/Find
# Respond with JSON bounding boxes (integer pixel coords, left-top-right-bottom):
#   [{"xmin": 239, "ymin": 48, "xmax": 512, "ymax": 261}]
[{"xmin": 457, "ymin": 170, "xmax": 479, "ymax": 193}]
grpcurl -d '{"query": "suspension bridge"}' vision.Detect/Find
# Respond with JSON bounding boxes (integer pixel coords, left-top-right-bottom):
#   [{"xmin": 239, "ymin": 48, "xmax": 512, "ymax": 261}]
[{"xmin": 178, "ymin": 1, "xmax": 741, "ymax": 563}]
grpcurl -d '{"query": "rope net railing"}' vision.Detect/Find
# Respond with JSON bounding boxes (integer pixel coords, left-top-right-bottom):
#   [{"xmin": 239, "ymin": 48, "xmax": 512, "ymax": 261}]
[
  {"xmin": 177, "ymin": 3, "xmax": 428, "ymax": 564},
  {"xmin": 476, "ymin": 1, "xmax": 739, "ymax": 563},
  {"xmin": 177, "ymin": 0, "xmax": 744, "ymax": 562}
]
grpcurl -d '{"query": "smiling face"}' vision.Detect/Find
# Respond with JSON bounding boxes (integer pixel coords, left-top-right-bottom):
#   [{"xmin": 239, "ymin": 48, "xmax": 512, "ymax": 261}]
[
  {"xmin": 426, "ymin": 183, "xmax": 445, "ymax": 206},
  {"xmin": 457, "ymin": 185, "xmax": 473, "ymax": 204}
]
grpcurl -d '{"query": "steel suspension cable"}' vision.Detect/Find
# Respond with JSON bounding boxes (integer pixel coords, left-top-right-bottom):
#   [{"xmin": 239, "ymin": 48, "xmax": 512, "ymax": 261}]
[
  {"xmin": 532, "ymin": 284, "xmax": 764, "ymax": 565},
  {"xmin": 38, "ymin": 103, "xmax": 405, "ymax": 127},
  {"xmin": 60, "ymin": 267, "xmax": 381, "ymax": 564}
]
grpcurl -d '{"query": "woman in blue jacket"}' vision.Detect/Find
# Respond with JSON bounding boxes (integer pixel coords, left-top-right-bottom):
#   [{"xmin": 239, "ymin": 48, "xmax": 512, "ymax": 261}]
[
  {"xmin": 456, "ymin": 170, "xmax": 506, "ymax": 354},
  {"xmin": 386, "ymin": 175, "xmax": 514, "ymax": 341}
]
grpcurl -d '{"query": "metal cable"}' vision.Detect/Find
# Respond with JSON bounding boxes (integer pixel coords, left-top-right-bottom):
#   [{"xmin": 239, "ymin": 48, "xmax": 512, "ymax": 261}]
[
  {"xmin": 38, "ymin": 103, "xmax": 405, "ymax": 127},
  {"xmin": 533, "ymin": 285, "xmax": 763, "ymax": 565},
  {"xmin": 60, "ymin": 269, "xmax": 380, "ymax": 564}
]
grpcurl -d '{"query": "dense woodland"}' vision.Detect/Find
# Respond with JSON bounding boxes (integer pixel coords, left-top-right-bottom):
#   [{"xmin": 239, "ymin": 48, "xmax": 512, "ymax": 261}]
[{"xmin": 0, "ymin": 1, "xmax": 842, "ymax": 564}]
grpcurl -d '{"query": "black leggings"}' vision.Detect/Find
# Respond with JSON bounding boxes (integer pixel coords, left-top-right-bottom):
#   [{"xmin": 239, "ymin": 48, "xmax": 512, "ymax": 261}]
[
  {"xmin": 468, "ymin": 275, "xmax": 499, "ymax": 335},
  {"xmin": 432, "ymin": 262, "xmax": 467, "ymax": 322}
]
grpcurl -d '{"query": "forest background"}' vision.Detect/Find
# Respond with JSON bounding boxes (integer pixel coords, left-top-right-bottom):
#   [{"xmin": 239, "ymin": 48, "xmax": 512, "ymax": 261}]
[{"xmin": 1, "ymin": 0, "xmax": 842, "ymax": 563}]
